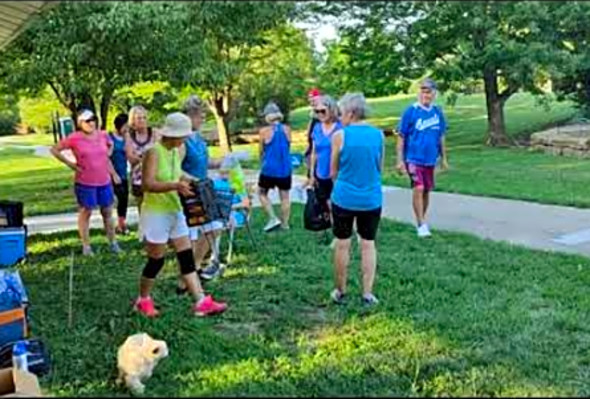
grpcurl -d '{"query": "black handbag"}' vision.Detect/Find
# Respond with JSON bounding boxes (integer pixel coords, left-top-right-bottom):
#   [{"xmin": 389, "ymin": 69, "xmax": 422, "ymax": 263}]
[{"xmin": 303, "ymin": 188, "xmax": 331, "ymax": 231}]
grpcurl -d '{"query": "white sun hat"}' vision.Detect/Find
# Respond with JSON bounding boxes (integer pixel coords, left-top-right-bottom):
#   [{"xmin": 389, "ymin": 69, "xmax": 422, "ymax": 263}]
[
  {"xmin": 76, "ymin": 109, "xmax": 96, "ymax": 125},
  {"xmin": 160, "ymin": 112, "xmax": 193, "ymax": 138}
]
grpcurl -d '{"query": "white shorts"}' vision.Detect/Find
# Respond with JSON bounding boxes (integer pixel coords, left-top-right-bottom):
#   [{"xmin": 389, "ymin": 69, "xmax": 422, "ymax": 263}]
[
  {"xmin": 140, "ymin": 211, "xmax": 190, "ymax": 244},
  {"xmin": 188, "ymin": 220, "xmax": 225, "ymax": 241}
]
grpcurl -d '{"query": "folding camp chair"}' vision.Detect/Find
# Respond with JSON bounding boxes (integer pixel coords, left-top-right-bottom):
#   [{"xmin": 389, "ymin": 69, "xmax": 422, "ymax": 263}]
[
  {"xmin": 225, "ymin": 185, "xmax": 257, "ymax": 267},
  {"xmin": 208, "ymin": 181, "xmax": 257, "ymax": 269}
]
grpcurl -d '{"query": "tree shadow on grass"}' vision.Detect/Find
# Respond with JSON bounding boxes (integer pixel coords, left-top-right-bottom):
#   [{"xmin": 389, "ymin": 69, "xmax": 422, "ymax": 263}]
[{"xmin": 18, "ymin": 206, "xmax": 590, "ymax": 396}]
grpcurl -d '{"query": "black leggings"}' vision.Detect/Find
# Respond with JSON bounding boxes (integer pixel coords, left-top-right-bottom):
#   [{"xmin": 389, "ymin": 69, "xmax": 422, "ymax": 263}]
[{"xmin": 113, "ymin": 181, "xmax": 129, "ymax": 219}]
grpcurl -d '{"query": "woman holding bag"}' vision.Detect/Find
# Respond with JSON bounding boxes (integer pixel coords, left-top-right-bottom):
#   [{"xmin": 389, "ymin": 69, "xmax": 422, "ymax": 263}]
[{"xmin": 134, "ymin": 112, "xmax": 227, "ymax": 318}]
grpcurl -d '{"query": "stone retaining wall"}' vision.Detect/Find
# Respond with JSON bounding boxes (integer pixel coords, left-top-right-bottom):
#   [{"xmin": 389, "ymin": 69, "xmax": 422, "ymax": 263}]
[{"xmin": 530, "ymin": 125, "xmax": 590, "ymax": 158}]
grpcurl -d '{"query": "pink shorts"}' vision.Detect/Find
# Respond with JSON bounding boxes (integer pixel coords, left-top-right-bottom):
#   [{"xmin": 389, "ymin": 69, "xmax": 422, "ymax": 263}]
[{"xmin": 406, "ymin": 163, "xmax": 435, "ymax": 191}]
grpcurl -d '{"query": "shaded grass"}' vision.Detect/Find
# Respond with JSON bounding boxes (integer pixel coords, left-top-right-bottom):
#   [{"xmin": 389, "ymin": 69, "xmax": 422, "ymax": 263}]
[{"xmin": 20, "ymin": 205, "xmax": 590, "ymax": 397}]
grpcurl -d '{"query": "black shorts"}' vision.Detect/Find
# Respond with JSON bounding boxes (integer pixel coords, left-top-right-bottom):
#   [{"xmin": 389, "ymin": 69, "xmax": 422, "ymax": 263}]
[
  {"xmin": 315, "ymin": 178, "xmax": 333, "ymax": 204},
  {"xmin": 258, "ymin": 174, "xmax": 292, "ymax": 191},
  {"xmin": 332, "ymin": 203, "xmax": 381, "ymax": 241}
]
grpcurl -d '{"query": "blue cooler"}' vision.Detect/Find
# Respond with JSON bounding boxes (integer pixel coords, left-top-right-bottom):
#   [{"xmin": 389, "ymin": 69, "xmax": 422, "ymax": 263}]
[{"xmin": 0, "ymin": 228, "xmax": 26, "ymax": 268}]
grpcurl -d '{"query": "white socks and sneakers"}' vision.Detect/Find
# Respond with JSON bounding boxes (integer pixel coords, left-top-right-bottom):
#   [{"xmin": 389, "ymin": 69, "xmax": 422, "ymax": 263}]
[{"xmin": 417, "ymin": 223, "xmax": 432, "ymax": 238}]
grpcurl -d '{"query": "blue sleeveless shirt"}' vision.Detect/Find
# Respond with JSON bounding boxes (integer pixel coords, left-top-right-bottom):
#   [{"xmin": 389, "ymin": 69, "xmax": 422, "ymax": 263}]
[
  {"xmin": 261, "ymin": 123, "xmax": 292, "ymax": 178},
  {"xmin": 312, "ymin": 120, "xmax": 342, "ymax": 179},
  {"xmin": 109, "ymin": 133, "xmax": 128, "ymax": 180},
  {"xmin": 182, "ymin": 131, "xmax": 209, "ymax": 180},
  {"xmin": 331, "ymin": 124, "xmax": 383, "ymax": 211}
]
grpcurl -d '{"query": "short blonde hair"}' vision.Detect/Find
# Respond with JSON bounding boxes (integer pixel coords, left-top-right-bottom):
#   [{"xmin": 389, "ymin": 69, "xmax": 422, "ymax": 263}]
[{"xmin": 128, "ymin": 105, "xmax": 147, "ymax": 128}]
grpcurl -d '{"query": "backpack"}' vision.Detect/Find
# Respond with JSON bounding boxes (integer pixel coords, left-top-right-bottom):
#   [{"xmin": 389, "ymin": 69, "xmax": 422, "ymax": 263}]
[{"xmin": 303, "ymin": 188, "xmax": 331, "ymax": 232}]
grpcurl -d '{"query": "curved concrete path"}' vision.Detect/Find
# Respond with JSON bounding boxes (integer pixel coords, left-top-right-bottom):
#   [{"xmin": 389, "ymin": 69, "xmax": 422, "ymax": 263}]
[{"xmin": 22, "ymin": 171, "xmax": 590, "ymax": 259}]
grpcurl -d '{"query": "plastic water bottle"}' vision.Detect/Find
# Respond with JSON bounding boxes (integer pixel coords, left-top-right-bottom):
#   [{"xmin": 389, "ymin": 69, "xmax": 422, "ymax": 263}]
[{"xmin": 12, "ymin": 341, "xmax": 28, "ymax": 371}]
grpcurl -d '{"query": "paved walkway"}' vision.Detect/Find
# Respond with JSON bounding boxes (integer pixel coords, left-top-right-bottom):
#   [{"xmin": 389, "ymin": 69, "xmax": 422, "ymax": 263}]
[{"xmin": 23, "ymin": 172, "xmax": 590, "ymax": 258}]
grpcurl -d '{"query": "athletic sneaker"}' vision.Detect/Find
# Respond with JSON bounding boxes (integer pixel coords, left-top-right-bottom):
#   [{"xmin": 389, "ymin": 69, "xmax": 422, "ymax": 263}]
[
  {"xmin": 263, "ymin": 217, "xmax": 281, "ymax": 233},
  {"xmin": 330, "ymin": 289, "xmax": 346, "ymax": 305},
  {"xmin": 116, "ymin": 226, "xmax": 130, "ymax": 236},
  {"xmin": 82, "ymin": 245, "xmax": 94, "ymax": 257},
  {"xmin": 417, "ymin": 223, "xmax": 432, "ymax": 238},
  {"xmin": 199, "ymin": 261, "xmax": 223, "ymax": 281},
  {"xmin": 362, "ymin": 293, "xmax": 379, "ymax": 307},
  {"xmin": 110, "ymin": 242, "xmax": 122, "ymax": 254},
  {"xmin": 193, "ymin": 295, "xmax": 227, "ymax": 317},
  {"xmin": 134, "ymin": 296, "xmax": 159, "ymax": 318}
]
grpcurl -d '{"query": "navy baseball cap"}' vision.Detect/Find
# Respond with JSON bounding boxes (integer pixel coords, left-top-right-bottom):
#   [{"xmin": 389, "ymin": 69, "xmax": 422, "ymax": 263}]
[{"xmin": 420, "ymin": 78, "xmax": 437, "ymax": 91}]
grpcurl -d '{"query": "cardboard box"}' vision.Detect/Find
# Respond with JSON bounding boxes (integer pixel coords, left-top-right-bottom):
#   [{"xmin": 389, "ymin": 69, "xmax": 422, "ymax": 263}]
[{"xmin": 0, "ymin": 367, "xmax": 41, "ymax": 397}]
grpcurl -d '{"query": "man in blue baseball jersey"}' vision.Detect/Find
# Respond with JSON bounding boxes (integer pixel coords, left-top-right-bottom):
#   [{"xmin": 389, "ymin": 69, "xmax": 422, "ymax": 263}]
[{"xmin": 396, "ymin": 78, "xmax": 449, "ymax": 238}]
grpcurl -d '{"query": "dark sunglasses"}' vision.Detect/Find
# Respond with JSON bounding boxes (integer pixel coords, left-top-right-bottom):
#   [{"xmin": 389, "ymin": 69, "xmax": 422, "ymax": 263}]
[{"xmin": 315, "ymin": 109, "xmax": 327, "ymax": 115}]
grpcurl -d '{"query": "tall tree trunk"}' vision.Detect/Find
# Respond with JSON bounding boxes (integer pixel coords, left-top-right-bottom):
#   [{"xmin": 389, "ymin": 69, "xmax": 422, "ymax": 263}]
[
  {"xmin": 78, "ymin": 93, "xmax": 96, "ymax": 114},
  {"xmin": 214, "ymin": 114, "xmax": 232, "ymax": 154},
  {"xmin": 206, "ymin": 90, "xmax": 233, "ymax": 154},
  {"xmin": 67, "ymin": 100, "xmax": 78, "ymax": 123},
  {"xmin": 47, "ymin": 81, "xmax": 78, "ymax": 122},
  {"xmin": 483, "ymin": 67, "xmax": 510, "ymax": 147},
  {"xmin": 99, "ymin": 88, "xmax": 113, "ymax": 130}
]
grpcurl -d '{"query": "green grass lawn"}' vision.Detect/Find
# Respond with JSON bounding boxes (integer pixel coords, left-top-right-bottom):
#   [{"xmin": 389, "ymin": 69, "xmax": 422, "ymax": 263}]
[
  {"xmin": 0, "ymin": 133, "xmax": 56, "ymax": 147},
  {"xmin": 1, "ymin": 92, "xmax": 588, "ymax": 216},
  {"xmin": 21, "ymin": 205, "xmax": 590, "ymax": 396},
  {"xmin": 294, "ymin": 92, "xmax": 590, "ymax": 207},
  {"xmin": 0, "ymin": 148, "xmax": 76, "ymax": 216}
]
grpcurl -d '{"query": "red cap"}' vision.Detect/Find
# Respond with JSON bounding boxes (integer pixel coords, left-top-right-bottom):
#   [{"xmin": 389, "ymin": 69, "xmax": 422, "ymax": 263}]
[{"xmin": 308, "ymin": 88, "xmax": 320, "ymax": 98}]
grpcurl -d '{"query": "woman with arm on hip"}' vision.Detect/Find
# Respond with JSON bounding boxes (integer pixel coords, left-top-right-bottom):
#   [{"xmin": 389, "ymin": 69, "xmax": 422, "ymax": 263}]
[{"xmin": 50, "ymin": 109, "xmax": 122, "ymax": 256}]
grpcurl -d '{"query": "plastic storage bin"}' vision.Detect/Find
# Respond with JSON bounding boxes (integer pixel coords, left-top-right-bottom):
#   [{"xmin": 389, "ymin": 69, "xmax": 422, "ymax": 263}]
[{"xmin": 0, "ymin": 228, "xmax": 26, "ymax": 268}]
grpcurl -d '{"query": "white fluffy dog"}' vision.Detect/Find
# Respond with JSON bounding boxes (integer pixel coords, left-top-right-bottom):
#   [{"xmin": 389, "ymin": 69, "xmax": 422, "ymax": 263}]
[{"xmin": 117, "ymin": 333, "xmax": 169, "ymax": 395}]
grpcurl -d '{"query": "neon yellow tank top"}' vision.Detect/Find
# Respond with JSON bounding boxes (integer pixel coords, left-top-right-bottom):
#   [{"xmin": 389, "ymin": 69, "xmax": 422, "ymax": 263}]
[{"xmin": 143, "ymin": 142, "xmax": 182, "ymax": 213}]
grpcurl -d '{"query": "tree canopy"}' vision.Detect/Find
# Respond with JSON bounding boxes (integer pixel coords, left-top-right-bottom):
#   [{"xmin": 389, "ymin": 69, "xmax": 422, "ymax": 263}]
[
  {"xmin": 1, "ymin": 0, "xmax": 589, "ymax": 149},
  {"xmin": 0, "ymin": 1, "xmax": 189, "ymax": 128}
]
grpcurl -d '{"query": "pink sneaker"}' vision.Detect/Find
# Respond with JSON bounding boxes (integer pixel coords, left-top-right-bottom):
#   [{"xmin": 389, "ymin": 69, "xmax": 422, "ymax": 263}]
[
  {"xmin": 134, "ymin": 296, "xmax": 160, "ymax": 318},
  {"xmin": 193, "ymin": 295, "xmax": 227, "ymax": 317}
]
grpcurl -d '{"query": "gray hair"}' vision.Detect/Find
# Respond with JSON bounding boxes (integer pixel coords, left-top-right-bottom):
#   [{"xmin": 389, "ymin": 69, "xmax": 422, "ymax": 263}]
[
  {"xmin": 263, "ymin": 102, "xmax": 284, "ymax": 123},
  {"xmin": 316, "ymin": 95, "xmax": 339, "ymax": 119},
  {"xmin": 338, "ymin": 93, "xmax": 368, "ymax": 120},
  {"xmin": 183, "ymin": 94, "xmax": 204, "ymax": 116}
]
